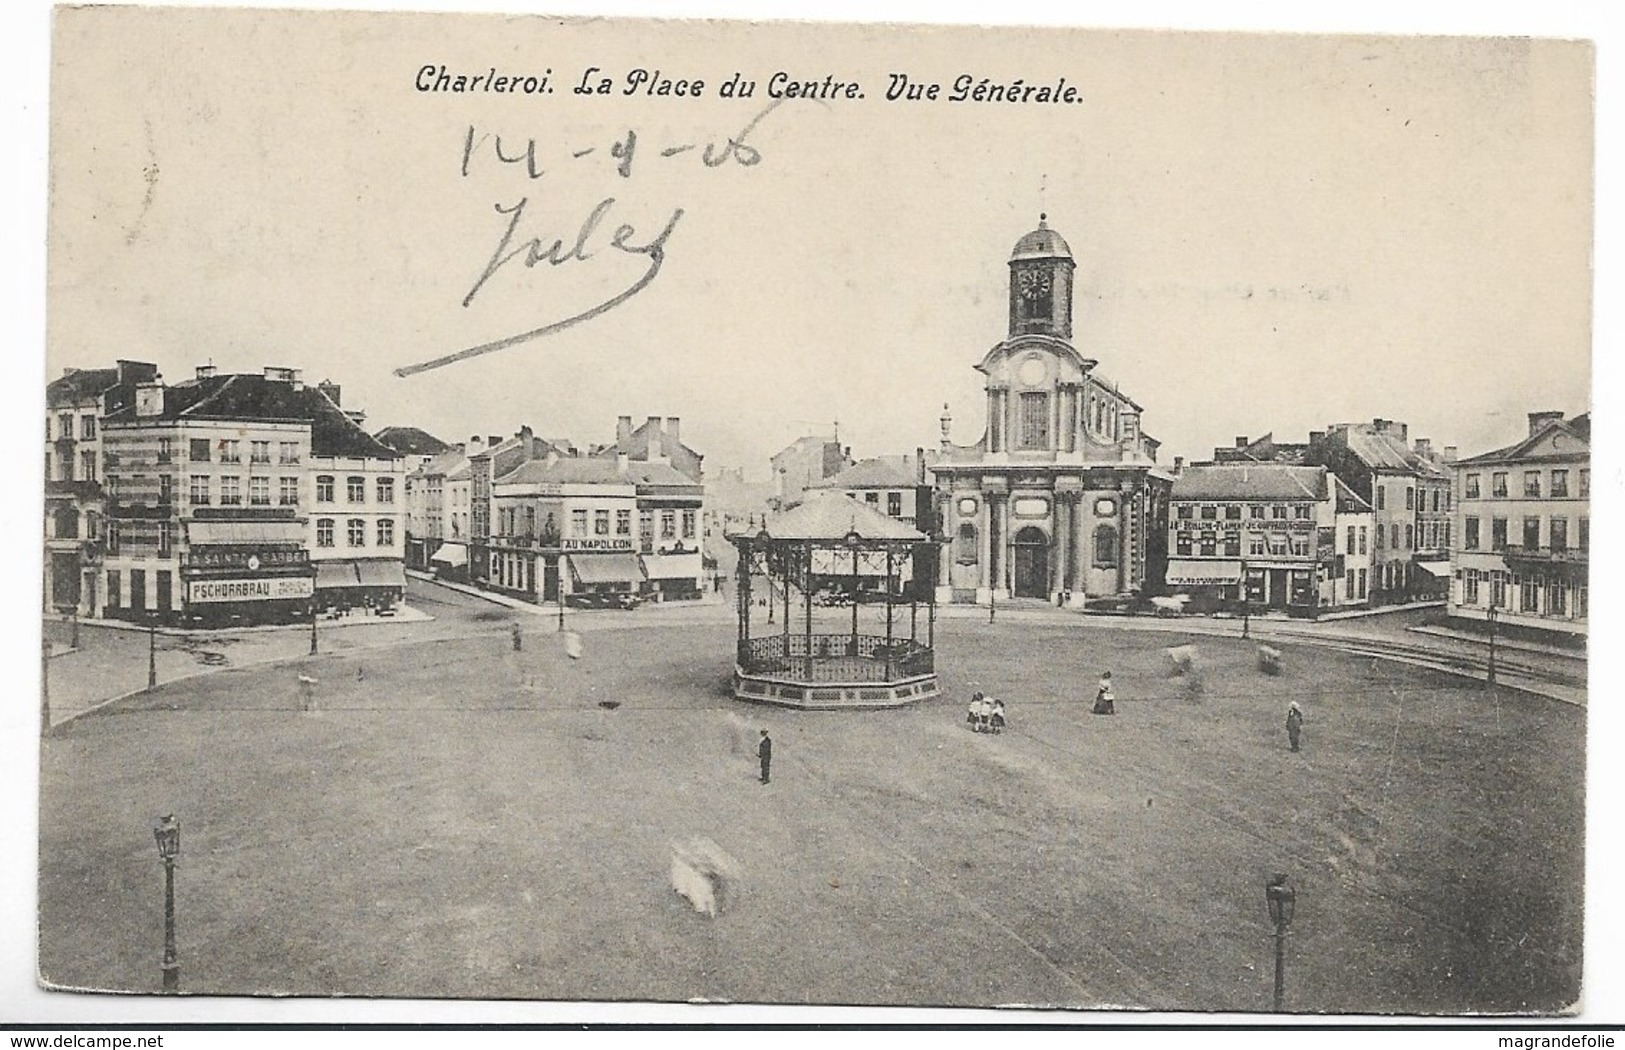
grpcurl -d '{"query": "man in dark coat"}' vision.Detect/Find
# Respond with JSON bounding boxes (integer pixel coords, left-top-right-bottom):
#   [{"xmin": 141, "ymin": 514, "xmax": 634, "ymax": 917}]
[
  {"xmin": 1286, "ymin": 701, "xmax": 1304, "ymax": 752},
  {"xmin": 758, "ymin": 729, "xmax": 773, "ymax": 784}
]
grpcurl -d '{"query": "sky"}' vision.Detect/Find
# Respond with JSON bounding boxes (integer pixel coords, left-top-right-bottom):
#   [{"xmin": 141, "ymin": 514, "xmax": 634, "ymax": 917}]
[{"xmin": 44, "ymin": 10, "xmax": 1592, "ymax": 478}]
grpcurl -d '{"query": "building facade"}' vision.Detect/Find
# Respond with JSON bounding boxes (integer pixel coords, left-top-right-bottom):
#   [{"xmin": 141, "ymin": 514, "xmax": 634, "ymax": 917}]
[
  {"xmin": 1166, "ymin": 464, "xmax": 1373, "ymax": 614},
  {"xmin": 467, "ymin": 429, "xmax": 553, "ymax": 588},
  {"xmin": 930, "ymin": 217, "xmax": 1173, "ymax": 606},
  {"xmin": 769, "ymin": 434, "xmax": 850, "ymax": 511},
  {"xmin": 1450, "ymin": 411, "xmax": 1589, "ymax": 638},
  {"xmin": 810, "ymin": 454, "xmax": 934, "ymax": 529},
  {"xmin": 44, "ymin": 360, "xmax": 159, "ymax": 616},
  {"xmin": 101, "ymin": 367, "xmax": 315, "ymax": 626}
]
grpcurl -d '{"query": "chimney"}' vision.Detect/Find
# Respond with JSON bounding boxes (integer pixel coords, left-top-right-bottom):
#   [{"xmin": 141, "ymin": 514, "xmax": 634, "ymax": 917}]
[
  {"xmin": 135, "ymin": 381, "xmax": 165, "ymax": 418},
  {"xmin": 1528, "ymin": 410, "xmax": 1564, "ymax": 437},
  {"xmin": 317, "ymin": 379, "xmax": 342, "ymax": 406},
  {"xmin": 291, "ymin": 369, "xmax": 304, "ymax": 392},
  {"xmin": 617, "ymin": 415, "xmax": 633, "ymax": 449},
  {"xmin": 117, "ymin": 360, "xmax": 160, "ymax": 385},
  {"xmin": 545, "ymin": 448, "xmax": 559, "ymax": 467},
  {"xmin": 1443, "ymin": 445, "xmax": 1457, "ymax": 462},
  {"xmin": 916, "ymin": 447, "xmax": 926, "ymax": 484},
  {"xmin": 1372, "ymin": 418, "xmax": 1386, "ymax": 432},
  {"xmin": 1396, "ymin": 421, "xmax": 1408, "ymax": 442},
  {"xmin": 468, "ymin": 435, "xmax": 484, "ymax": 453},
  {"xmin": 616, "ymin": 451, "xmax": 629, "ymax": 474},
  {"xmin": 518, "ymin": 425, "xmax": 534, "ymax": 453},
  {"xmin": 646, "ymin": 416, "xmax": 663, "ymax": 460},
  {"xmin": 1235, "ymin": 436, "xmax": 1249, "ymax": 449},
  {"xmin": 1415, "ymin": 438, "xmax": 1432, "ymax": 456},
  {"xmin": 488, "ymin": 435, "xmax": 501, "ymax": 447},
  {"xmin": 1173, "ymin": 456, "xmax": 1184, "ymax": 474},
  {"xmin": 196, "ymin": 364, "xmax": 217, "ymax": 381},
  {"xmin": 666, "ymin": 417, "xmax": 681, "ymax": 453},
  {"xmin": 1309, "ymin": 430, "xmax": 1325, "ymax": 446}
]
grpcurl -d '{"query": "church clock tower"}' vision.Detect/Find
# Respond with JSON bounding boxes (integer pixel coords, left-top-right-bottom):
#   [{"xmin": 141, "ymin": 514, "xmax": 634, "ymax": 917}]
[{"xmin": 1008, "ymin": 214, "xmax": 1075, "ymax": 339}]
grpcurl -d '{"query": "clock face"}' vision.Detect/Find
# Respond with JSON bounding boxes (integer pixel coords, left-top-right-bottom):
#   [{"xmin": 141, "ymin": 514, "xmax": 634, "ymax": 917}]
[
  {"xmin": 247, "ymin": 554, "xmax": 261, "ymax": 571},
  {"xmin": 1017, "ymin": 269, "xmax": 1052, "ymax": 301},
  {"xmin": 1017, "ymin": 357, "xmax": 1048, "ymax": 386}
]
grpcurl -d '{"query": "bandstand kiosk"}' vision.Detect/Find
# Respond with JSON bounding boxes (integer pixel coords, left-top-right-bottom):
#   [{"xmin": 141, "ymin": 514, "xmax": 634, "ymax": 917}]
[{"xmin": 730, "ymin": 491, "xmax": 941, "ymax": 708}]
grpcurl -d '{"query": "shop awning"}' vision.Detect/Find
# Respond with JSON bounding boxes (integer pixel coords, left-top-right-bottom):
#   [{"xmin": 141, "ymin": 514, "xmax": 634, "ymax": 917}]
[
  {"xmin": 430, "ymin": 543, "xmax": 467, "ymax": 567},
  {"xmin": 641, "ymin": 552, "xmax": 703, "ymax": 580},
  {"xmin": 314, "ymin": 561, "xmax": 360, "ymax": 588},
  {"xmin": 568, "ymin": 552, "xmax": 644, "ymax": 586},
  {"xmin": 1165, "ymin": 560, "xmax": 1243, "ymax": 585},
  {"xmin": 188, "ymin": 520, "xmax": 306, "ymax": 546},
  {"xmin": 1415, "ymin": 560, "xmax": 1453, "ymax": 578},
  {"xmin": 355, "ymin": 560, "xmax": 406, "ymax": 588}
]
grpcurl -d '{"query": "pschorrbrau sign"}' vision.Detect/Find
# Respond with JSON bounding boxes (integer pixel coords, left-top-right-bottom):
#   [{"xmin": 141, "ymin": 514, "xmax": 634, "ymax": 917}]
[{"xmin": 187, "ymin": 577, "xmax": 315, "ymax": 604}]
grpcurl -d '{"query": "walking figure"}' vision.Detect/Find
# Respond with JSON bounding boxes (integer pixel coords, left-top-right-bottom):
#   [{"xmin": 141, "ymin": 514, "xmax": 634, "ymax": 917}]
[
  {"xmin": 511, "ymin": 623, "xmax": 523, "ymax": 652},
  {"xmin": 758, "ymin": 729, "xmax": 773, "ymax": 784},
  {"xmin": 1092, "ymin": 672, "xmax": 1116, "ymax": 715},
  {"xmin": 1286, "ymin": 701, "xmax": 1304, "ymax": 752}
]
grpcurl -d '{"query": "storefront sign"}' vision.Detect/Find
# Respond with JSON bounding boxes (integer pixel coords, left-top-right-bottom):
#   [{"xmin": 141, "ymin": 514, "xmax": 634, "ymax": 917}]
[
  {"xmin": 188, "ymin": 576, "xmax": 314, "ymax": 603},
  {"xmin": 560, "ymin": 537, "xmax": 634, "ymax": 552}
]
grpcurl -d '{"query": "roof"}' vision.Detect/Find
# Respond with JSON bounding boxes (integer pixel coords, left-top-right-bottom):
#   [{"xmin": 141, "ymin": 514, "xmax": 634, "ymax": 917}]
[
  {"xmin": 1455, "ymin": 412, "xmax": 1592, "ymax": 466},
  {"xmin": 47, "ymin": 367, "xmax": 120, "ymax": 406},
  {"xmin": 1010, "ymin": 216, "xmax": 1073, "ymax": 262},
  {"xmin": 495, "ymin": 455, "xmax": 703, "ymax": 493},
  {"xmin": 103, "ymin": 373, "xmax": 399, "ymax": 460},
  {"xmin": 373, "ymin": 426, "xmax": 451, "ymax": 457},
  {"xmin": 1332, "ymin": 426, "xmax": 1420, "ymax": 473},
  {"xmin": 1331, "ymin": 475, "xmax": 1372, "ymax": 514},
  {"xmin": 412, "ymin": 447, "xmax": 469, "ymax": 479},
  {"xmin": 813, "ymin": 455, "xmax": 919, "ymax": 490},
  {"xmin": 750, "ymin": 491, "xmax": 925, "ymax": 543},
  {"xmin": 1172, "ymin": 464, "xmax": 1327, "ymax": 502}
]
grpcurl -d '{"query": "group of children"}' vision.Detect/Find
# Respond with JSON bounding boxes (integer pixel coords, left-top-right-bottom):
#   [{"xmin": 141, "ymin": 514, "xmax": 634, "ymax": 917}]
[{"xmin": 965, "ymin": 691, "xmax": 1008, "ymax": 733}]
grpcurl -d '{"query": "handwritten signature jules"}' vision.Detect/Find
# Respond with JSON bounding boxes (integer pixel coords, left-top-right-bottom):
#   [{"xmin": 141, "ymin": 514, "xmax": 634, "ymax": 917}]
[{"xmin": 394, "ymin": 100, "xmax": 783, "ymax": 377}]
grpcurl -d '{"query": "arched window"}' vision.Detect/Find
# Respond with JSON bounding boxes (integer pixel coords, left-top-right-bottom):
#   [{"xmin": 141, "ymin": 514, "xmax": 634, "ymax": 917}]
[
  {"xmin": 1094, "ymin": 524, "xmax": 1119, "ymax": 567},
  {"xmin": 956, "ymin": 522, "xmax": 978, "ymax": 565}
]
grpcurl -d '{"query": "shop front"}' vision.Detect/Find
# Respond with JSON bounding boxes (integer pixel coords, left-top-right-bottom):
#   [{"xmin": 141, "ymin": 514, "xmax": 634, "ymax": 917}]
[
  {"xmin": 564, "ymin": 537, "xmax": 644, "ymax": 605},
  {"xmin": 179, "ymin": 520, "xmax": 312, "ymax": 626},
  {"xmin": 313, "ymin": 558, "xmax": 407, "ymax": 612}
]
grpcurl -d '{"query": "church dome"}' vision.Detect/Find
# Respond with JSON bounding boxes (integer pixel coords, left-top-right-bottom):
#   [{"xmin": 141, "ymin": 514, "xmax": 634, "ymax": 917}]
[{"xmin": 1010, "ymin": 215, "xmax": 1072, "ymax": 262}]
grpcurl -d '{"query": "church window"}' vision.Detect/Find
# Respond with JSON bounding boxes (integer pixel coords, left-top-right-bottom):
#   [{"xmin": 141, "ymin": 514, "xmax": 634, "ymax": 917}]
[
  {"xmin": 1093, "ymin": 525, "xmax": 1119, "ymax": 567},
  {"xmin": 1019, "ymin": 392, "xmax": 1050, "ymax": 448},
  {"xmin": 955, "ymin": 523, "xmax": 978, "ymax": 565}
]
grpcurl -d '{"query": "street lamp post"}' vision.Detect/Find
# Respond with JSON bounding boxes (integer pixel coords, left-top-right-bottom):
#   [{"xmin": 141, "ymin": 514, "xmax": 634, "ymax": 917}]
[
  {"xmin": 1241, "ymin": 560, "xmax": 1251, "ymax": 639},
  {"xmin": 1265, "ymin": 873, "xmax": 1296, "ymax": 1012},
  {"xmin": 153, "ymin": 814, "xmax": 181, "ymax": 993},
  {"xmin": 1485, "ymin": 602, "xmax": 1499, "ymax": 688},
  {"xmin": 41, "ymin": 637, "xmax": 52, "ymax": 737},
  {"xmin": 557, "ymin": 562, "xmax": 566, "ymax": 632},
  {"xmin": 147, "ymin": 615, "xmax": 158, "ymax": 692},
  {"xmin": 309, "ymin": 601, "xmax": 319, "ymax": 656}
]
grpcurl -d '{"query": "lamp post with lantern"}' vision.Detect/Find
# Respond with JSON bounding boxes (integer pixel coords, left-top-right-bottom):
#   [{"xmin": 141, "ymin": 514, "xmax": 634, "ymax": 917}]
[
  {"xmin": 153, "ymin": 814, "xmax": 181, "ymax": 993},
  {"xmin": 1265, "ymin": 872, "xmax": 1296, "ymax": 1012}
]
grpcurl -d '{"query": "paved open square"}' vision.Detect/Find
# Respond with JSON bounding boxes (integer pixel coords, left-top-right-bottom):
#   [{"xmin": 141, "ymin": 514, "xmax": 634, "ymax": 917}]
[{"xmin": 38, "ymin": 589, "xmax": 1583, "ymax": 1014}]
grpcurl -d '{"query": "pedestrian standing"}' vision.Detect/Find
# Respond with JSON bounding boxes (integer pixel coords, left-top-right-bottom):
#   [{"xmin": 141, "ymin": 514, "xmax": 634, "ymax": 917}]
[
  {"xmin": 758, "ymin": 729, "xmax": 773, "ymax": 784},
  {"xmin": 990, "ymin": 698, "xmax": 1007, "ymax": 734},
  {"xmin": 1092, "ymin": 676, "xmax": 1116, "ymax": 715},
  {"xmin": 966, "ymin": 691, "xmax": 985, "ymax": 731},
  {"xmin": 1286, "ymin": 701, "xmax": 1304, "ymax": 752}
]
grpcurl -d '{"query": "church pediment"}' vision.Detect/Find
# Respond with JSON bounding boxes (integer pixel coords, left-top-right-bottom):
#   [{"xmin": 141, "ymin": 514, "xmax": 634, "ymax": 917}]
[{"xmin": 976, "ymin": 336, "xmax": 1096, "ymax": 386}]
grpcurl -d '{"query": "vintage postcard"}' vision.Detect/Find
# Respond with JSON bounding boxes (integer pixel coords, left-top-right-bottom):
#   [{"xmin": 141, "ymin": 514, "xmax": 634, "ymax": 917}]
[{"xmin": 34, "ymin": 3, "xmax": 1597, "ymax": 1021}]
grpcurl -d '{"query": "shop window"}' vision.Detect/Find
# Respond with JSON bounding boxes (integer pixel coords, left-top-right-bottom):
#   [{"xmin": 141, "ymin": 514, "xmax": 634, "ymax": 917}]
[
  {"xmin": 1224, "ymin": 534, "xmax": 1241, "ymax": 557},
  {"xmin": 1199, "ymin": 535, "xmax": 1216, "ymax": 556},
  {"xmin": 1175, "ymin": 533, "xmax": 1191, "ymax": 557}
]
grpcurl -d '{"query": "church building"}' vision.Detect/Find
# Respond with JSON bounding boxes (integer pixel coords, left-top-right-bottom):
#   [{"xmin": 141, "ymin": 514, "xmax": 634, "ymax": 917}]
[{"xmin": 931, "ymin": 217, "xmax": 1173, "ymax": 606}]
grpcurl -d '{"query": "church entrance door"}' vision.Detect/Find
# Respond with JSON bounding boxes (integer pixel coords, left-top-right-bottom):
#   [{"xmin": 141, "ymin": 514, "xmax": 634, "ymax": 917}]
[{"xmin": 1013, "ymin": 527, "xmax": 1049, "ymax": 598}]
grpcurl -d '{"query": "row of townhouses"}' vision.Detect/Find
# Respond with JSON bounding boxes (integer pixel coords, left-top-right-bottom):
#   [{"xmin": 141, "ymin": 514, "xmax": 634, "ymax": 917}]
[
  {"xmin": 46, "ymin": 363, "xmax": 405, "ymax": 627},
  {"xmin": 403, "ymin": 415, "xmax": 710, "ymax": 606}
]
